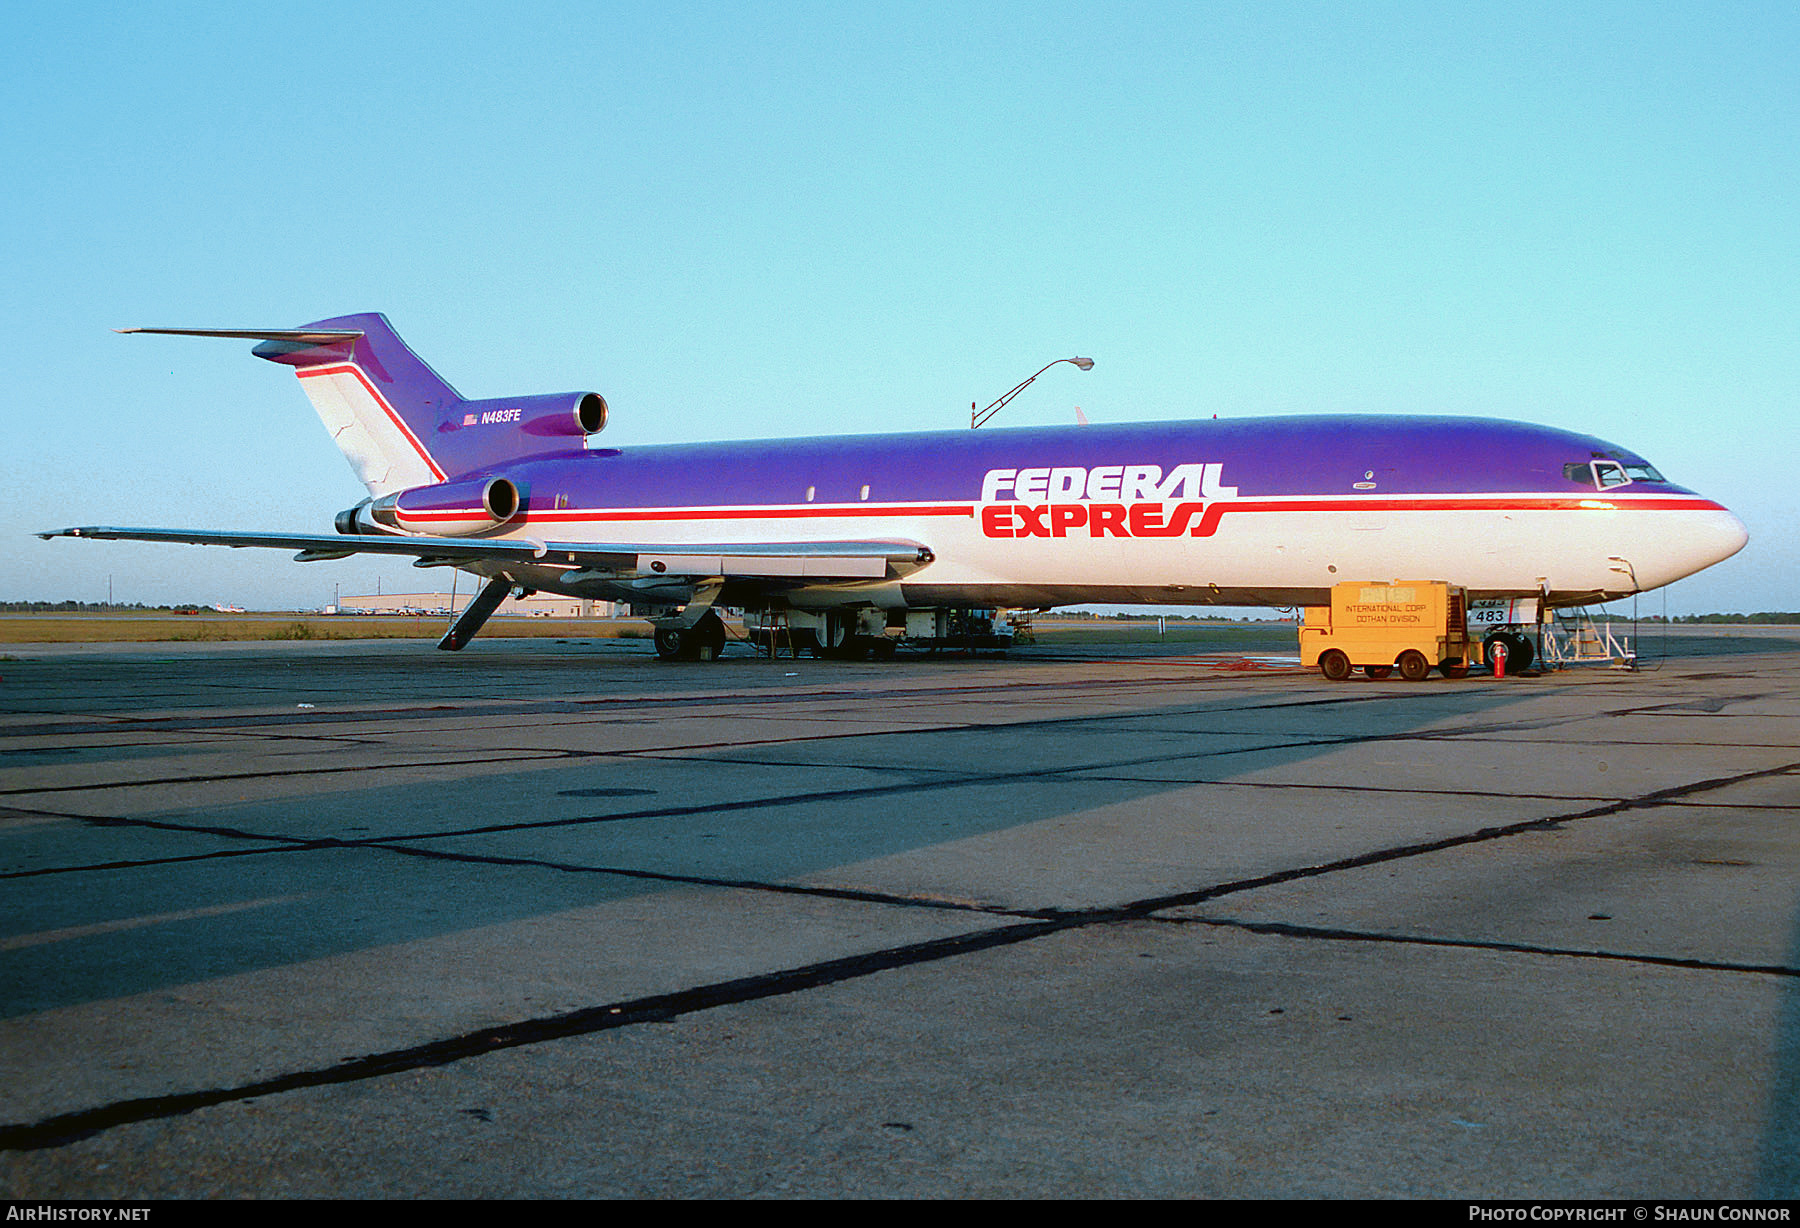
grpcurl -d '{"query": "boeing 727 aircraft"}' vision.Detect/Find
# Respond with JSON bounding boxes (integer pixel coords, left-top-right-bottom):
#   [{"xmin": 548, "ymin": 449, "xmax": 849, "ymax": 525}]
[{"xmin": 42, "ymin": 312, "xmax": 1747, "ymax": 666}]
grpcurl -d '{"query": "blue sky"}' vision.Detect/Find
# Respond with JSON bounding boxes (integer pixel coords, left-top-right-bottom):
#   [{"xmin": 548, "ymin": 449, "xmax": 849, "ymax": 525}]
[{"xmin": 4, "ymin": 2, "xmax": 1794, "ymax": 613}]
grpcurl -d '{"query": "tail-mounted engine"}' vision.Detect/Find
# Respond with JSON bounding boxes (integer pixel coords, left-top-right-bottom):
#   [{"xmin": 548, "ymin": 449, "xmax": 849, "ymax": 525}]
[
  {"xmin": 454, "ymin": 392, "xmax": 607, "ymax": 441},
  {"xmin": 364, "ymin": 476, "xmax": 527, "ymax": 536}
]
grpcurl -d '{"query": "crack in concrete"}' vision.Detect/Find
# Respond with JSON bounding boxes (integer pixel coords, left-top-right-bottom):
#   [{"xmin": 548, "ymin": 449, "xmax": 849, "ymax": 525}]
[{"xmin": 1172, "ymin": 916, "xmax": 1800, "ymax": 978}]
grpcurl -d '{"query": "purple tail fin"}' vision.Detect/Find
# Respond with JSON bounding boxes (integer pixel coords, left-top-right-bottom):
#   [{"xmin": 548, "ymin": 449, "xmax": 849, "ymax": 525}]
[
  {"xmin": 124, "ymin": 314, "xmax": 609, "ymax": 495},
  {"xmin": 251, "ymin": 313, "xmax": 461, "ymax": 495}
]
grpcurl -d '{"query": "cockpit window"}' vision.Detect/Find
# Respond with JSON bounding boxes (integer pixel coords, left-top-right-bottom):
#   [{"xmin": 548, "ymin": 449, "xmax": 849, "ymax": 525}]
[
  {"xmin": 1566, "ymin": 458, "xmax": 1659, "ymax": 489},
  {"xmin": 1592, "ymin": 460, "xmax": 1632, "ymax": 489}
]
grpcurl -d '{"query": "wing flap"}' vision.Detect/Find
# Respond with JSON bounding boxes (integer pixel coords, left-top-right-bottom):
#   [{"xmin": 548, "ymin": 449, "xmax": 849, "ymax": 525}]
[{"xmin": 636, "ymin": 553, "xmax": 890, "ymax": 579}]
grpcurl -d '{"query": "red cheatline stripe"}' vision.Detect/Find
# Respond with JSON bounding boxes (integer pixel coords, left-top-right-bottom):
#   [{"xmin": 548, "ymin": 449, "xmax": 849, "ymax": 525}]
[
  {"xmin": 1207, "ymin": 495, "xmax": 1720, "ymax": 513},
  {"xmin": 396, "ymin": 504, "xmax": 976, "ymax": 525},
  {"xmin": 447, "ymin": 494, "xmax": 1721, "ymax": 528},
  {"xmin": 527, "ymin": 504, "xmax": 977, "ymax": 523},
  {"xmin": 1191, "ymin": 495, "xmax": 1723, "ymax": 536},
  {"xmin": 297, "ymin": 364, "xmax": 446, "ymax": 482},
  {"xmin": 392, "ymin": 494, "xmax": 1729, "ymax": 531}
]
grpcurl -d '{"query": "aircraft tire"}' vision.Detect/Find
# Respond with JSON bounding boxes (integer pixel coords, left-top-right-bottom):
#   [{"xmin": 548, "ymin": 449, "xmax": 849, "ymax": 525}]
[
  {"xmin": 654, "ymin": 611, "xmax": 728, "ymax": 662},
  {"xmin": 1319, "ymin": 650, "xmax": 1352, "ymax": 681},
  {"xmin": 1505, "ymin": 632, "xmax": 1535, "ymax": 672},
  {"xmin": 1484, "ymin": 631, "xmax": 1535, "ymax": 676},
  {"xmin": 691, "ymin": 611, "xmax": 727, "ymax": 662},
  {"xmin": 1398, "ymin": 650, "xmax": 1431, "ymax": 682},
  {"xmin": 820, "ymin": 615, "xmax": 873, "ymax": 660}
]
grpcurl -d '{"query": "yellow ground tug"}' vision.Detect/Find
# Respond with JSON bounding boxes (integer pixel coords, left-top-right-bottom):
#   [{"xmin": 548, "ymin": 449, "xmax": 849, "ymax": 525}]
[{"xmin": 1299, "ymin": 581, "xmax": 1477, "ymax": 681}]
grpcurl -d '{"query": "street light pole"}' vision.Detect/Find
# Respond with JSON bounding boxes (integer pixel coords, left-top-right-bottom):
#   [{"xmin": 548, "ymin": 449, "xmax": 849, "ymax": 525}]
[{"xmin": 971, "ymin": 356, "xmax": 1095, "ymax": 428}]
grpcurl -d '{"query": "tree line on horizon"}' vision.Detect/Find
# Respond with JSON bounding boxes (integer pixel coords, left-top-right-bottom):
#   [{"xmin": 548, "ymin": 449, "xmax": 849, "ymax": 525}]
[
  {"xmin": 1, "ymin": 601, "xmax": 233, "ymax": 613},
  {"xmin": 1638, "ymin": 612, "xmax": 1800, "ymax": 624}
]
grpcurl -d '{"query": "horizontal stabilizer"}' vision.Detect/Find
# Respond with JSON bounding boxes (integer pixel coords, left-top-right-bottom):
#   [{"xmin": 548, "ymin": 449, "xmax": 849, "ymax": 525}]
[{"xmin": 116, "ymin": 327, "xmax": 364, "ymax": 343}]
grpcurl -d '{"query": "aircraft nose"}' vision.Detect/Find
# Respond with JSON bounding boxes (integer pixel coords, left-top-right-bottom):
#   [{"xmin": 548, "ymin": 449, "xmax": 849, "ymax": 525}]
[
  {"xmin": 1704, "ymin": 507, "xmax": 1750, "ymax": 566},
  {"xmin": 1615, "ymin": 500, "xmax": 1747, "ymax": 593},
  {"xmin": 1673, "ymin": 503, "xmax": 1749, "ymax": 581}
]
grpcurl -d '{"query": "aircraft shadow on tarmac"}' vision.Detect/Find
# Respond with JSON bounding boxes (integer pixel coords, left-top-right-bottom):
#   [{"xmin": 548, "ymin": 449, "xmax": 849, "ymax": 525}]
[{"xmin": 3, "ymin": 676, "xmax": 1559, "ymax": 1016}]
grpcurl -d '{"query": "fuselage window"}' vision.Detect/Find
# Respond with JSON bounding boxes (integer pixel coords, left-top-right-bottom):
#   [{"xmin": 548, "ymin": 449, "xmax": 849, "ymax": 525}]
[
  {"xmin": 805, "ymin": 485, "xmax": 816, "ymax": 502},
  {"xmin": 860, "ymin": 484, "xmax": 870, "ymax": 501}
]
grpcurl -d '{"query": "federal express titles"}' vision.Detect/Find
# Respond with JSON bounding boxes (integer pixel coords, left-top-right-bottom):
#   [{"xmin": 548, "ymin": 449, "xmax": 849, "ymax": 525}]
[{"xmin": 978, "ymin": 462, "xmax": 1237, "ymax": 539}]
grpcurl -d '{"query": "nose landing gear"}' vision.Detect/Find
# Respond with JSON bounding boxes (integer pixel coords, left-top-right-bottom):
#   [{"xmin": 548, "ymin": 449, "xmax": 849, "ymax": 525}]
[{"xmin": 1483, "ymin": 630, "xmax": 1535, "ymax": 677}]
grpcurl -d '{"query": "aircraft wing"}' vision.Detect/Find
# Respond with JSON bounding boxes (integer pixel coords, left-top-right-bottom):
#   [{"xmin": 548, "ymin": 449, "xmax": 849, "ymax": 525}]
[{"xmin": 38, "ymin": 526, "xmax": 934, "ymax": 580}]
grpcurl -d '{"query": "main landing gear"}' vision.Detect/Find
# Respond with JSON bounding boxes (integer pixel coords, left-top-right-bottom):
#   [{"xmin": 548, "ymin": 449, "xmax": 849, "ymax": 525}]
[{"xmin": 654, "ymin": 609, "xmax": 727, "ymax": 662}]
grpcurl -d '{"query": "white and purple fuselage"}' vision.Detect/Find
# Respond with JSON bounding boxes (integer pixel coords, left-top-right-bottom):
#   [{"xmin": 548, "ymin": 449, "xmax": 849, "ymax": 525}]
[
  {"xmin": 381, "ymin": 414, "xmax": 1745, "ymax": 611},
  {"xmin": 51, "ymin": 313, "xmax": 1747, "ymax": 634}
]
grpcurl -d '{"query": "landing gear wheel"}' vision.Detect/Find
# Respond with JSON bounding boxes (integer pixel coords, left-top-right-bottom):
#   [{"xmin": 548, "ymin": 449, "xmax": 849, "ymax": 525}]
[
  {"xmin": 1319, "ymin": 650, "xmax": 1352, "ymax": 681},
  {"xmin": 1397, "ymin": 650, "xmax": 1431, "ymax": 682},
  {"xmin": 1504, "ymin": 632, "xmax": 1535, "ymax": 672},
  {"xmin": 1484, "ymin": 632, "xmax": 1534, "ymax": 676},
  {"xmin": 654, "ymin": 610, "xmax": 727, "ymax": 662},
  {"xmin": 1364, "ymin": 665, "xmax": 1393, "ymax": 680},
  {"xmin": 821, "ymin": 613, "xmax": 873, "ymax": 660},
  {"xmin": 690, "ymin": 610, "xmax": 727, "ymax": 662}
]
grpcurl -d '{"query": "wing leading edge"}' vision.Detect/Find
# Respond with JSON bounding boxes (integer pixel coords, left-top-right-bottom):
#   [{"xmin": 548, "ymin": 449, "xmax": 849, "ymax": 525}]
[{"xmin": 38, "ymin": 526, "xmax": 934, "ymax": 580}]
